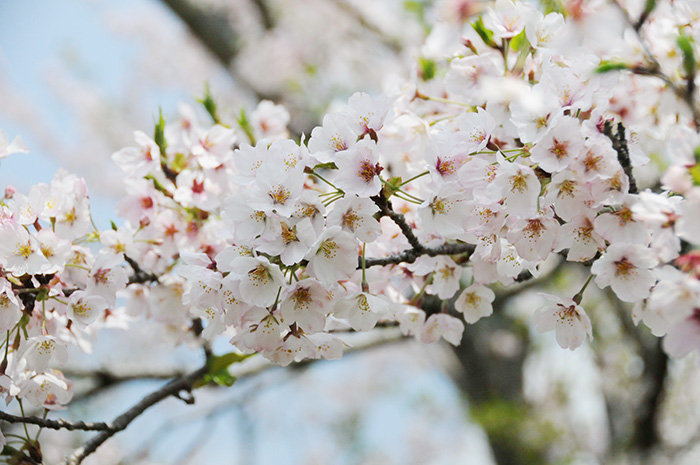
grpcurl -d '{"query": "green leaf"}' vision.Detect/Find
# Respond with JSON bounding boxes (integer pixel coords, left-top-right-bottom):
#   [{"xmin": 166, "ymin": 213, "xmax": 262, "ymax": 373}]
[
  {"xmin": 197, "ymin": 83, "xmax": 221, "ymax": 124},
  {"xmin": 595, "ymin": 61, "xmax": 630, "ymax": 73},
  {"xmin": 238, "ymin": 108, "xmax": 256, "ymax": 145},
  {"xmin": 207, "ymin": 352, "xmax": 253, "ymax": 373},
  {"xmin": 690, "ymin": 163, "xmax": 700, "ymax": 185},
  {"xmin": 172, "ymin": 152, "xmax": 188, "ymax": 173},
  {"xmin": 154, "ymin": 108, "xmax": 167, "ymax": 158},
  {"xmin": 309, "ymin": 162, "xmax": 338, "ymax": 171},
  {"xmin": 642, "ymin": 0, "xmax": 656, "ymax": 18},
  {"xmin": 510, "ymin": 29, "xmax": 530, "ymax": 53},
  {"xmin": 110, "ymin": 220, "xmax": 118, "ymax": 231},
  {"xmin": 471, "ymin": 17, "xmax": 497, "ymax": 49},
  {"xmin": 207, "ymin": 371, "xmax": 237, "ymax": 387},
  {"xmin": 382, "ymin": 176, "xmax": 403, "ymax": 199},
  {"xmin": 677, "ymin": 32, "xmax": 697, "ymax": 79},
  {"xmin": 196, "ymin": 352, "xmax": 253, "ymax": 388},
  {"xmin": 418, "ymin": 57, "xmax": 436, "ymax": 81}
]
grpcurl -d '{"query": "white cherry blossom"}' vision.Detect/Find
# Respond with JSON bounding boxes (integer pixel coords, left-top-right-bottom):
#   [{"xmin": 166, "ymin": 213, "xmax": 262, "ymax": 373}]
[
  {"xmin": 455, "ymin": 284, "xmax": 495, "ymax": 324},
  {"xmin": 533, "ymin": 294, "xmax": 593, "ymax": 350},
  {"xmin": 591, "ymin": 243, "xmax": 657, "ymax": 302}
]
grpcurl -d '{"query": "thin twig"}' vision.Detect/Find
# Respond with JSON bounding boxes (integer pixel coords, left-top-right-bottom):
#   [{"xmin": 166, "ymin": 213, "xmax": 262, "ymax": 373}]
[{"xmin": 0, "ymin": 411, "xmax": 112, "ymax": 432}]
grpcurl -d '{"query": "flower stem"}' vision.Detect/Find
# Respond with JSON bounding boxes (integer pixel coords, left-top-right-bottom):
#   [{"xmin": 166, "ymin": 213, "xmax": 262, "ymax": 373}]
[
  {"xmin": 399, "ymin": 171, "xmax": 430, "ymax": 187},
  {"xmin": 573, "ymin": 274, "xmax": 595, "ymax": 305}
]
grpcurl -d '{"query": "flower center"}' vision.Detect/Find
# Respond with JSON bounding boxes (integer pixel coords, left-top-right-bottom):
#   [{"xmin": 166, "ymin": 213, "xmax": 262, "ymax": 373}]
[
  {"xmin": 317, "ymin": 239, "xmax": 338, "ymax": 258},
  {"xmin": 358, "ymin": 159, "xmax": 378, "ymax": 183},
  {"xmin": 16, "ymin": 241, "xmax": 33, "ymax": 259},
  {"xmin": 330, "ymin": 135, "xmax": 347, "ymax": 152},
  {"xmin": 464, "ymin": 292, "xmax": 481, "ymax": 308},
  {"xmin": 436, "ymin": 156, "xmax": 456, "ymax": 176},
  {"xmin": 614, "ymin": 257, "xmax": 636, "ymax": 277},
  {"xmin": 248, "ymin": 265, "xmax": 271, "ymax": 284},
  {"xmin": 293, "ymin": 287, "xmax": 312, "ymax": 309},
  {"xmin": 550, "ymin": 138, "xmax": 569, "ymax": 159},
  {"xmin": 269, "ymin": 185, "xmax": 291, "ymax": 205},
  {"xmin": 430, "ymin": 197, "xmax": 451, "ymax": 215},
  {"xmin": 509, "ymin": 173, "xmax": 528, "ymax": 193},
  {"xmin": 342, "ymin": 209, "xmax": 361, "ymax": 231},
  {"xmin": 280, "ymin": 222, "xmax": 299, "ymax": 245}
]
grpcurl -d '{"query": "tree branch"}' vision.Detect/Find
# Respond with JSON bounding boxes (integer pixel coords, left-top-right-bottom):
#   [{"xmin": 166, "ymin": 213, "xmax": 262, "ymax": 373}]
[
  {"xmin": 61, "ymin": 328, "xmax": 403, "ymax": 464},
  {"xmin": 603, "ymin": 121, "xmax": 638, "ymax": 194},
  {"xmin": 125, "ymin": 255, "xmax": 159, "ymax": 285},
  {"xmin": 63, "ymin": 364, "xmax": 209, "ymax": 465},
  {"xmin": 0, "ymin": 411, "xmax": 112, "ymax": 432},
  {"xmin": 372, "ymin": 195, "xmax": 425, "ymax": 253},
  {"xmin": 362, "ymin": 242, "xmax": 475, "ymax": 268}
]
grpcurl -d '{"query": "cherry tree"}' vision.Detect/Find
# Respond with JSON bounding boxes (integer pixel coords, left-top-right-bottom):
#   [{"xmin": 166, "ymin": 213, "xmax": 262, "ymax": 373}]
[{"xmin": 2, "ymin": 0, "xmax": 700, "ymax": 463}]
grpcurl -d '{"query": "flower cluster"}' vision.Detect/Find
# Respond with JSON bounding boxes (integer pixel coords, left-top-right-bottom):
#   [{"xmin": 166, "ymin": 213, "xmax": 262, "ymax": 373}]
[{"xmin": 2, "ymin": 0, "xmax": 700, "ymax": 421}]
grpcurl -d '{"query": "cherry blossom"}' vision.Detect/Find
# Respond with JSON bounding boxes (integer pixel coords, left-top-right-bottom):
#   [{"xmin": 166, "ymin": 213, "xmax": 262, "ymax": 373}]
[
  {"xmin": 454, "ymin": 284, "xmax": 496, "ymax": 324},
  {"xmin": 533, "ymin": 294, "xmax": 593, "ymax": 350},
  {"xmin": 591, "ymin": 243, "xmax": 657, "ymax": 302}
]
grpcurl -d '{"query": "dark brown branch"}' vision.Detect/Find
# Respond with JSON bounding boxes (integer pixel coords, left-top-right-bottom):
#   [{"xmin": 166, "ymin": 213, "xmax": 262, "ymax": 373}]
[
  {"xmin": 372, "ymin": 195, "xmax": 425, "ymax": 253},
  {"xmin": 362, "ymin": 242, "xmax": 475, "ymax": 268},
  {"xmin": 603, "ymin": 121, "xmax": 638, "ymax": 194},
  {"xmin": 633, "ymin": 1, "xmax": 654, "ymax": 32},
  {"xmin": 0, "ymin": 411, "xmax": 112, "ymax": 432},
  {"xmin": 63, "ymin": 365, "xmax": 209, "ymax": 465},
  {"xmin": 125, "ymin": 255, "xmax": 159, "ymax": 284},
  {"xmin": 62, "ymin": 329, "xmax": 403, "ymax": 464}
]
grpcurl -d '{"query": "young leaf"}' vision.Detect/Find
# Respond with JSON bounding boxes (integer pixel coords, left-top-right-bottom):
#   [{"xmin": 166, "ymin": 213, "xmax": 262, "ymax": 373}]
[
  {"xmin": 154, "ymin": 108, "xmax": 167, "ymax": 158},
  {"xmin": 595, "ymin": 61, "xmax": 630, "ymax": 73},
  {"xmin": 677, "ymin": 32, "xmax": 697, "ymax": 79},
  {"xmin": 198, "ymin": 83, "xmax": 221, "ymax": 125},
  {"xmin": 238, "ymin": 108, "xmax": 256, "ymax": 145},
  {"xmin": 471, "ymin": 17, "xmax": 497, "ymax": 49}
]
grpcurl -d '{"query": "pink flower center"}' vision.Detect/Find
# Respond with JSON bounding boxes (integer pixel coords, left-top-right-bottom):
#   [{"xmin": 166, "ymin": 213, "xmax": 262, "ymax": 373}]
[
  {"xmin": 436, "ymin": 156, "xmax": 456, "ymax": 176},
  {"xmin": 358, "ymin": 160, "xmax": 379, "ymax": 183},
  {"xmin": 613, "ymin": 257, "xmax": 636, "ymax": 277}
]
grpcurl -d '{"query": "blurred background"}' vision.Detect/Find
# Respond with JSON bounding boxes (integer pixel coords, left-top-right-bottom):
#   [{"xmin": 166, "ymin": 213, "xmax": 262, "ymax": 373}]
[{"xmin": 2, "ymin": 0, "xmax": 700, "ymax": 464}]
